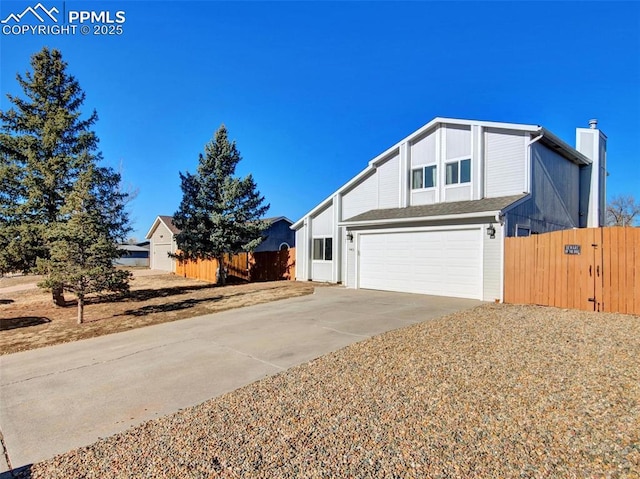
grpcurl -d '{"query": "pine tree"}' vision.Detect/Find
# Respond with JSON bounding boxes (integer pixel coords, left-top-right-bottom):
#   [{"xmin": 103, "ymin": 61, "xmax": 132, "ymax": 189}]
[
  {"xmin": 0, "ymin": 47, "xmax": 123, "ymax": 306},
  {"xmin": 38, "ymin": 165, "xmax": 131, "ymax": 323},
  {"xmin": 173, "ymin": 125, "xmax": 270, "ymax": 285}
]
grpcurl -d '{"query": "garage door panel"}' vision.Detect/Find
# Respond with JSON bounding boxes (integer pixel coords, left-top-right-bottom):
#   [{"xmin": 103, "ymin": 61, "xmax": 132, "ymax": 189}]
[
  {"xmin": 358, "ymin": 229, "xmax": 481, "ymax": 299},
  {"xmin": 153, "ymin": 243, "xmax": 173, "ymax": 271}
]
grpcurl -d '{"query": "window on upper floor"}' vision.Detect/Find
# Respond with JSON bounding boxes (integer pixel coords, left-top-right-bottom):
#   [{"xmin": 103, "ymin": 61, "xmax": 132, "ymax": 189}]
[
  {"xmin": 312, "ymin": 237, "xmax": 333, "ymax": 261},
  {"xmin": 411, "ymin": 168, "xmax": 423, "ymax": 190},
  {"xmin": 411, "ymin": 165, "xmax": 437, "ymax": 190},
  {"xmin": 445, "ymin": 158, "xmax": 471, "ymax": 185}
]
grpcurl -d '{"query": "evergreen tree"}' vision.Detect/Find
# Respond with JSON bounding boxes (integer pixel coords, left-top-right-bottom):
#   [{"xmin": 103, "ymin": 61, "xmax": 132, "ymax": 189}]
[
  {"xmin": 0, "ymin": 47, "xmax": 124, "ymax": 305},
  {"xmin": 173, "ymin": 125, "xmax": 270, "ymax": 285},
  {"xmin": 38, "ymin": 165, "xmax": 132, "ymax": 323}
]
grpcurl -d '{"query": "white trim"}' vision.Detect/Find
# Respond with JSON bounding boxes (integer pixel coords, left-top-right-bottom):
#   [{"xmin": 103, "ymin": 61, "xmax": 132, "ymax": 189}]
[
  {"xmin": 444, "ymin": 157, "xmax": 472, "ymax": 186},
  {"xmin": 332, "ymin": 194, "xmax": 341, "ymax": 282},
  {"xmin": 435, "ymin": 126, "xmax": 442, "ymax": 203},
  {"xmin": 355, "ymin": 224, "xmax": 484, "ymax": 300},
  {"xmin": 312, "ymin": 236, "xmax": 333, "ymax": 262},
  {"xmin": 400, "ymin": 141, "xmax": 409, "ymax": 208},
  {"xmin": 339, "ymin": 209, "xmax": 500, "ymax": 227},
  {"xmin": 291, "ymin": 118, "xmax": 544, "ymax": 229},
  {"xmin": 145, "ymin": 216, "xmax": 175, "ymax": 240}
]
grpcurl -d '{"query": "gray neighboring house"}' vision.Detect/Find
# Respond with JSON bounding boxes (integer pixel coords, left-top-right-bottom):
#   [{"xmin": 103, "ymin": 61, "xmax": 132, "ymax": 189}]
[
  {"xmin": 115, "ymin": 243, "xmax": 150, "ymax": 267},
  {"xmin": 145, "ymin": 215, "xmax": 295, "ymax": 272},
  {"xmin": 254, "ymin": 216, "xmax": 295, "ymax": 252},
  {"xmin": 291, "ymin": 117, "xmax": 607, "ymax": 302}
]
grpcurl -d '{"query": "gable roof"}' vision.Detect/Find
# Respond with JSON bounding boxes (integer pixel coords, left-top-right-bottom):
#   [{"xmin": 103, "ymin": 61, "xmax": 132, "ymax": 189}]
[
  {"xmin": 340, "ymin": 194, "xmax": 528, "ymax": 226},
  {"xmin": 145, "ymin": 215, "xmax": 181, "ymax": 239},
  {"xmin": 145, "ymin": 215, "xmax": 292, "ymax": 239},
  {"xmin": 292, "ymin": 117, "xmax": 591, "ymax": 229},
  {"xmin": 262, "ymin": 216, "xmax": 294, "ymax": 225}
]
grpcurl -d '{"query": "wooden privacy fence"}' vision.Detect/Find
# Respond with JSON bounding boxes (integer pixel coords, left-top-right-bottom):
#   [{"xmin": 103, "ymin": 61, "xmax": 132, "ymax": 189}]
[
  {"xmin": 176, "ymin": 249, "xmax": 296, "ymax": 283},
  {"xmin": 504, "ymin": 227, "xmax": 640, "ymax": 315}
]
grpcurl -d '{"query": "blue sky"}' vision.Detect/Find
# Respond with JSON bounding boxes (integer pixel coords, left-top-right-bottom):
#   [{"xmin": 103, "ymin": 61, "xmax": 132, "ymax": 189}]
[{"xmin": 1, "ymin": 1, "xmax": 639, "ymax": 240}]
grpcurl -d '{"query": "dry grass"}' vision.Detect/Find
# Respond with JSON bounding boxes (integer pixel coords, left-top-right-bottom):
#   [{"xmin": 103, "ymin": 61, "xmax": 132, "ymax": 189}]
[{"xmin": 0, "ymin": 273, "xmax": 315, "ymax": 355}]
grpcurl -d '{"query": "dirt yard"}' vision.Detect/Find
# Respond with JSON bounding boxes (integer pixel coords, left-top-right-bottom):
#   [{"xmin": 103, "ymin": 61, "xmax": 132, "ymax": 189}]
[{"xmin": 0, "ymin": 272, "xmax": 315, "ymax": 355}]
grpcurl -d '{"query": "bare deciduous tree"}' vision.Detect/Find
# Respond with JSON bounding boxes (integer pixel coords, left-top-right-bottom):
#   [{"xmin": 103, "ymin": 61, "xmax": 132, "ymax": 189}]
[{"xmin": 606, "ymin": 194, "xmax": 640, "ymax": 226}]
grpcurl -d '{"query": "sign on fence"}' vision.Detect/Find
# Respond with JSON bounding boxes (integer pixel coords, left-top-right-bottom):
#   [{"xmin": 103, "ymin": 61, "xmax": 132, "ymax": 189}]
[
  {"xmin": 564, "ymin": 244, "xmax": 581, "ymax": 255},
  {"xmin": 505, "ymin": 227, "xmax": 639, "ymax": 315}
]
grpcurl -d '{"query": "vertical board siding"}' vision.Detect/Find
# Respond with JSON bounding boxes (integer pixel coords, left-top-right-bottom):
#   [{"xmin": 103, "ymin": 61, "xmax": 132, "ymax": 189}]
[
  {"xmin": 377, "ymin": 154, "xmax": 400, "ymax": 209},
  {"xmin": 504, "ymin": 227, "xmax": 639, "ymax": 315},
  {"xmin": 176, "ymin": 249, "xmax": 296, "ymax": 283},
  {"xmin": 530, "ymin": 143, "xmax": 580, "ymax": 227},
  {"xmin": 485, "ymin": 129, "xmax": 526, "ymax": 198}
]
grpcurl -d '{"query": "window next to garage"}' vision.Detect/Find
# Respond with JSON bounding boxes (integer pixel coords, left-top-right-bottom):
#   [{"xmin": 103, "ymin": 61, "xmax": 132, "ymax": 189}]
[
  {"xmin": 445, "ymin": 158, "xmax": 471, "ymax": 185},
  {"xmin": 313, "ymin": 237, "xmax": 333, "ymax": 261},
  {"xmin": 411, "ymin": 165, "xmax": 437, "ymax": 189}
]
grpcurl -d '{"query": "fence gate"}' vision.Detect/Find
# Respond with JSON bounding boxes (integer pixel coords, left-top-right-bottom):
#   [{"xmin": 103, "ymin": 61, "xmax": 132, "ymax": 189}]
[{"xmin": 504, "ymin": 227, "xmax": 640, "ymax": 315}]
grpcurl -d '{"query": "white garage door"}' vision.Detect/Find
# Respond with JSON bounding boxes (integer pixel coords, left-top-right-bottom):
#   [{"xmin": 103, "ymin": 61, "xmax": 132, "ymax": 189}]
[
  {"xmin": 358, "ymin": 228, "xmax": 482, "ymax": 299},
  {"xmin": 153, "ymin": 243, "xmax": 173, "ymax": 271}
]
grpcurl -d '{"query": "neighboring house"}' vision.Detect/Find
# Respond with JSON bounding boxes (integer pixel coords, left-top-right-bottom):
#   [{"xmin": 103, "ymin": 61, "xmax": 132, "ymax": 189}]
[
  {"xmin": 254, "ymin": 217, "xmax": 295, "ymax": 252},
  {"xmin": 115, "ymin": 244, "xmax": 150, "ymax": 267},
  {"xmin": 146, "ymin": 215, "xmax": 180, "ymax": 272},
  {"xmin": 291, "ymin": 117, "xmax": 606, "ymax": 302},
  {"xmin": 145, "ymin": 215, "xmax": 296, "ymax": 272}
]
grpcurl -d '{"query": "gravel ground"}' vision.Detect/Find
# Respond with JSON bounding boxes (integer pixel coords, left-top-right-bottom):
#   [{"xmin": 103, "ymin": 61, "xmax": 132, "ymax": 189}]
[{"xmin": 25, "ymin": 304, "xmax": 640, "ymax": 478}]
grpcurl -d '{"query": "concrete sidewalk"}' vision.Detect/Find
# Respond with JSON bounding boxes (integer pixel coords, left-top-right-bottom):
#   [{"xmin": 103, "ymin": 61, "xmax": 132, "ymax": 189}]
[{"xmin": 0, "ymin": 287, "xmax": 481, "ymax": 473}]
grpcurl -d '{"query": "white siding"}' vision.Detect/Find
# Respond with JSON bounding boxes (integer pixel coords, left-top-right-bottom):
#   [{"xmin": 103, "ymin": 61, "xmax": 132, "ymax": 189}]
[
  {"xmin": 444, "ymin": 185, "xmax": 471, "ymax": 202},
  {"xmin": 295, "ymin": 228, "xmax": 305, "ymax": 280},
  {"xmin": 411, "ymin": 189, "xmax": 436, "ymax": 206},
  {"xmin": 342, "ymin": 173, "xmax": 377, "ymax": 220},
  {"xmin": 377, "ymin": 154, "xmax": 400, "ymax": 209},
  {"xmin": 312, "ymin": 262, "xmax": 332, "ymax": 282},
  {"xmin": 485, "ymin": 129, "xmax": 527, "ymax": 197},
  {"xmin": 345, "ymin": 236, "xmax": 356, "ymax": 287},
  {"xmin": 483, "ymin": 224, "xmax": 502, "ymax": 301},
  {"xmin": 410, "ymin": 131, "xmax": 436, "ymax": 166},
  {"xmin": 445, "ymin": 125, "xmax": 471, "ymax": 159},
  {"xmin": 150, "ymin": 222, "xmax": 175, "ymax": 272},
  {"xmin": 311, "ymin": 203, "xmax": 333, "ymax": 236}
]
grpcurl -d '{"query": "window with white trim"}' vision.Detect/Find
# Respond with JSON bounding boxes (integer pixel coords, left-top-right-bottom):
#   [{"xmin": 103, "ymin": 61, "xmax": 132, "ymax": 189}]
[
  {"xmin": 410, "ymin": 165, "xmax": 437, "ymax": 190},
  {"xmin": 312, "ymin": 237, "xmax": 333, "ymax": 261},
  {"xmin": 445, "ymin": 158, "xmax": 471, "ymax": 185},
  {"xmin": 516, "ymin": 226, "xmax": 530, "ymax": 237}
]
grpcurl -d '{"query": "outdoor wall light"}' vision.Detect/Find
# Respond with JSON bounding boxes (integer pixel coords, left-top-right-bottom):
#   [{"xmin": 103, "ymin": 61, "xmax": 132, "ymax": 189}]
[
  {"xmin": 346, "ymin": 232, "xmax": 354, "ymax": 242},
  {"xmin": 487, "ymin": 224, "xmax": 496, "ymax": 239}
]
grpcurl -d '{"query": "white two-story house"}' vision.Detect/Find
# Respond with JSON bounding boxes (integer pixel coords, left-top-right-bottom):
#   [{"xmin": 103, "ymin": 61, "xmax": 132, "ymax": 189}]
[{"xmin": 291, "ymin": 117, "xmax": 606, "ymax": 301}]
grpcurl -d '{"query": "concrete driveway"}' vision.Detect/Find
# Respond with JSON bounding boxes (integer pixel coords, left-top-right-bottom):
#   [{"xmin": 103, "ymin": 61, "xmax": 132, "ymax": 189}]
[{"xmin": 0, "ymin": 287, "xmax": 481, "ymax": 473}]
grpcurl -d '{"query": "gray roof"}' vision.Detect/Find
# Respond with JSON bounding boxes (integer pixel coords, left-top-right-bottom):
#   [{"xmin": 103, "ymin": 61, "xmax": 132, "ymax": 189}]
[
  {"xmin": 118, "ymin": 244, "xmax": 151, "ymax": 252},
  {"xmin": 262, "ymin": 216, "xmax": 293, "ymax": 225},
  {"xmin": 158, "ymin": 215, "xmax": 181, "ymax": 235},
  {"xmin": 342, "ymin": 194, "xmax": 527, "ymax": 223}
]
